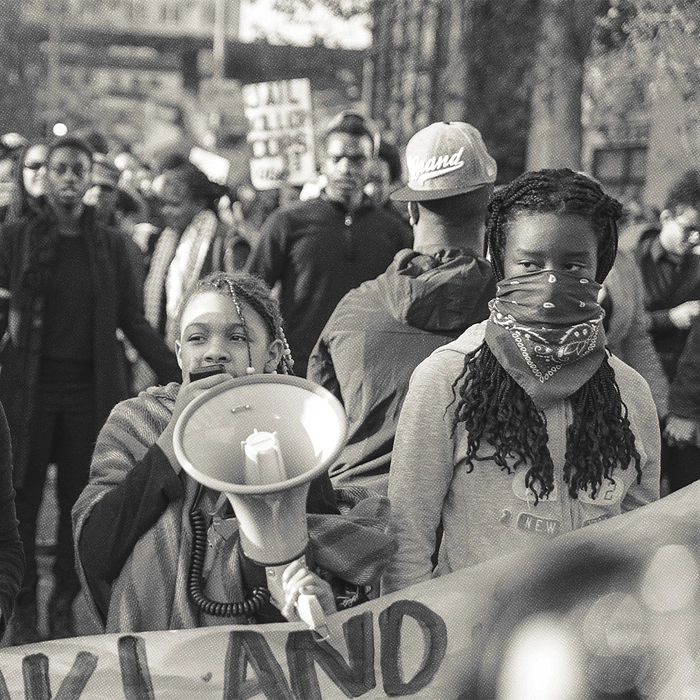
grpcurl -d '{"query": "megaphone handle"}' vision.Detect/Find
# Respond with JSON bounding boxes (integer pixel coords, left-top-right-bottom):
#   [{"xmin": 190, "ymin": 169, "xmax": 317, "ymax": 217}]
[
  {"xmin": 297, "ymin": 593, "xmax": 329, "ymax": 641},
  {"xmin": 265, "ymin": 562, "xmax": 291, "ymax": 611},
  {"xmin": 265, "ymin": 559, "xmax": 329, "ymax": 639}
]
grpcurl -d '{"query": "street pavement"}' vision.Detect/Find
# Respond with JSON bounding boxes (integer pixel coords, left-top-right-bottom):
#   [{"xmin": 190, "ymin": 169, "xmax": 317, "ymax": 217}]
[{"xmin": 1, "ymin": 465, "xmax": 96, "ymax": 648}]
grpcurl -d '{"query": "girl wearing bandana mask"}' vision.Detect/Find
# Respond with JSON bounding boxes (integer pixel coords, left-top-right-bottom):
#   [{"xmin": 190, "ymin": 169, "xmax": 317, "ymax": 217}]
[{"xmin": 383, "ymin": 169, "xmax": 660, "ymax": 594}]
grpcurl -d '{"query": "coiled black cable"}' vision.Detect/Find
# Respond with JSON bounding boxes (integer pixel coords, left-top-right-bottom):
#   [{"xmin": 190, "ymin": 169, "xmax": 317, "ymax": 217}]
[{"xmin": 188, "ymin": 500, "xmax": 271, "ymax": 617}]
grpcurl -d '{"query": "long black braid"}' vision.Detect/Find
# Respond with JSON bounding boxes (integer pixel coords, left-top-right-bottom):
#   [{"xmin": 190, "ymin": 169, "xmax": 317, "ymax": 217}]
[{"xmin": 452, "ymin": 169, "xmax": 641, "ymax": 502}]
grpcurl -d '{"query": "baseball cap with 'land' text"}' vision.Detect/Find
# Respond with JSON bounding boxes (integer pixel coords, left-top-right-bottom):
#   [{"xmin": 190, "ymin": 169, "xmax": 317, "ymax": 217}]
[{"xmin": 391, "ymin": 121, "xmax": 497, "ymax": 202}]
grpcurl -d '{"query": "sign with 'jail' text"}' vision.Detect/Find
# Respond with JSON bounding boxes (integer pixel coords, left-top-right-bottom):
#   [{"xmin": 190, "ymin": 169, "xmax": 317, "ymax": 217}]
[{"xmin": 243, "ymin": 78, "xmax": 316, "ymax": 190}]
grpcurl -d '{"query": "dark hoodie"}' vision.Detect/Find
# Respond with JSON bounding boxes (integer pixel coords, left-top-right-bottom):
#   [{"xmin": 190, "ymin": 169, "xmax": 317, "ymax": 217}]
[{"xmin": 307, "ymin": 248, "xmax": 496, "ymax": 493}]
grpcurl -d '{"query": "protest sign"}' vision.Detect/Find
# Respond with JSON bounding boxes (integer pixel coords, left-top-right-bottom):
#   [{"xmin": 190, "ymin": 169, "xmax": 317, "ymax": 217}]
[
  {"xmin": 242, "ymin": 78, "xmax": 316, "ymax": 190},
  {"xmin": 0, "ymin": 482, "xmax": 698, "ymax": 699}
]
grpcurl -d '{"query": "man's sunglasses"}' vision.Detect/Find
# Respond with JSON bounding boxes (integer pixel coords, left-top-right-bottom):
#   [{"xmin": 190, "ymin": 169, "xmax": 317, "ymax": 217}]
[{"xmin": 24, "ymin": 162, "xmax": 46, "ymax": 171}]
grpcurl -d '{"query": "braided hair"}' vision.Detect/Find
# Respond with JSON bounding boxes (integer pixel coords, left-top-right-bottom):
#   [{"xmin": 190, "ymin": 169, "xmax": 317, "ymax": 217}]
[
  {"xmin": 179, "ymin": 271, "xmax": 295, "ymax": 374},
  {"xmin": 452, "ymin": 169, "xmax": 640, "ymax": 502}
]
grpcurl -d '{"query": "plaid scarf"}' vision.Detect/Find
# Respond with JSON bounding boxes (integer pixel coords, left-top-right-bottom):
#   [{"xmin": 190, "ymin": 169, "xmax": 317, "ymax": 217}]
[
  {"xmin": 164, "ymin": 209, "xmax": 218, "ymax": 346},
  {"xmin": 143, "ymin": 227, "xmax": 178, "ymax": 335},
  {"xmin": 484, "ymin": 269, "xmax": 606, "ymax": 409},
  {"xmin": 143, "ymin": 209, "xmax": 218, "ymax": 343},
  {"xmin": 137, "ymin": 210, "xmax": 218, "ymax": 391}
]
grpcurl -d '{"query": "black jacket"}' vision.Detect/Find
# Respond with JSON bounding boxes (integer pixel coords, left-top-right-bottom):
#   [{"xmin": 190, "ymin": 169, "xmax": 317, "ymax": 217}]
[
  {"xmin": 0, "ymin": 206, "xmax": 180, "ymax": 487},
  {"xmin": 636, "ymin": 227, "xmax": 700, "ymax": 380},
  {"xmin": 247, "ymin": 195, "xmax": 408, "ymax": 377}
]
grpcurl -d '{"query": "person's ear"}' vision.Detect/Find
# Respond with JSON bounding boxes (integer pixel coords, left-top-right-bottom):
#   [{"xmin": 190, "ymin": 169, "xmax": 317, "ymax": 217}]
[
  {"xmin": 408, "ymin": 201, "xmax": 419, "ymax": 226},
  {"xmin": 264, "ymin": 339, "xmax": 284, "ymax": 373},
  {"xmin": 175, "ymin": 339, "xmax": 183, "ymax": 370}
]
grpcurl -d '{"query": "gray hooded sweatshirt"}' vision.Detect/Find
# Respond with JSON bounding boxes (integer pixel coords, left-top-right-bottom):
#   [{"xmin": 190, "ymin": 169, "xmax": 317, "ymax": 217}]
[{"xmin": 383, "ymin": 323, "xmax": 661, "ymax": 594}]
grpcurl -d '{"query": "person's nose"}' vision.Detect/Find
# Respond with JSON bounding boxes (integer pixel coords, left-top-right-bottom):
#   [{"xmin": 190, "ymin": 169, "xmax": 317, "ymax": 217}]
[
  {"xmin": 689, "ymin": 230, "xmax": 700, "ymax": 246},
  {"xmin": 335, "ymin": 156, "xmax": 350, "ymax": 174},
  {"xmin": 203, "ymin": 338, "xmax": 231, "ymax": 364},
  {"xmin": 62, "ymin": 171, "xmax": 80, "ymax": 186}
]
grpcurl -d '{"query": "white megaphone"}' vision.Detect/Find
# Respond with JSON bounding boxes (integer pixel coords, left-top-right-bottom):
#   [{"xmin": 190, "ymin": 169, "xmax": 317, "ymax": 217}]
[{"xmin": 173, "ymin": 374, "xmax": 347, "ymax": 636}]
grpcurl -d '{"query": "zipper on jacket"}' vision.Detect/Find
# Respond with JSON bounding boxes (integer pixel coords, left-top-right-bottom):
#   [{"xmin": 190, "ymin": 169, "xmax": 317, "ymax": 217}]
[
  {"xmin": 561, "ymin": 402, "xmax": 578, "ymax": 531},
  {"xmin": 546, "ymin": 401, "xmax": 577, "ymax": 531},
  {"xmin": 342, "ymin": 213, "xmax": 354, "ymax": 259}
]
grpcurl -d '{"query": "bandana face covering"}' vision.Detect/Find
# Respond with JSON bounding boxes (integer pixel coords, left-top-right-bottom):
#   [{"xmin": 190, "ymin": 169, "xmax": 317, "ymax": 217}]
[{"xmin": 483, "ymin": 269, "xmax": 606, "ymax": 409}]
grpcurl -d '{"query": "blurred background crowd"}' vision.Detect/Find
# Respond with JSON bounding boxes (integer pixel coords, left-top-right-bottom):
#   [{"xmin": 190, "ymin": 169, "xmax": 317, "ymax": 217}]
[{"xmin": 0, "ymin": 3, "xmax": 698, "ymax": 697}]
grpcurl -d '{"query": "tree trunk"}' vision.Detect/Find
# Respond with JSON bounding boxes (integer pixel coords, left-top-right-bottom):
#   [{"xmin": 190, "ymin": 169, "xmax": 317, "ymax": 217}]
[
  {"xmin": 369, "ymin": 0, "xmax": 540, "ymax": 183},
  {"xmin": 368, "ymin": 0, "xmax": 450, "ymax": 146},
  {"xmin": 0, "ymin": 1, "xmax": 40, "ymax": 135},
  {"xmin": 526, "ymin": 0, "xmax": 599, "ymax": 171}
]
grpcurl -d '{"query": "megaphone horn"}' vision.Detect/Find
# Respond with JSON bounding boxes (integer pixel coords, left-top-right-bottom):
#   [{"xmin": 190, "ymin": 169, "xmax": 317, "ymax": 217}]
[{"xmin": 173, "ymin": 374, "xmax": 348, "ymax": 629}]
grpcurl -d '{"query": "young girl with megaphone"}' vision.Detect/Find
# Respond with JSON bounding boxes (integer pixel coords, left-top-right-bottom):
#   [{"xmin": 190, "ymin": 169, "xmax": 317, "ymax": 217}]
[
  {"xmin": 383, "ymin": 169, "xmax": 661, "ymax": 594},
  {"xmin": 73, "ymin": 272, "xmax": 394, "ymax": 633}
]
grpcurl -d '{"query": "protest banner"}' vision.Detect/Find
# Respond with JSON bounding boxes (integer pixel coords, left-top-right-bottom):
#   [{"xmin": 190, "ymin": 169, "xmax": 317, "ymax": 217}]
[
  {"xmin": 242, "ymin": 78, "xmax": 316, "ymax": 190},
  {"xmin": 0, "ymin": 482, "xmax": 698, "ymax": 699}
]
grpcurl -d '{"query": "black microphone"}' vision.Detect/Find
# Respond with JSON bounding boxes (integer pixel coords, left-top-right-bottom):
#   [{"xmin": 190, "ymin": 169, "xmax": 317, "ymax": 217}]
[{"xmin": 189, "ymin": 364, "xmax": 226, "ymax": 383}]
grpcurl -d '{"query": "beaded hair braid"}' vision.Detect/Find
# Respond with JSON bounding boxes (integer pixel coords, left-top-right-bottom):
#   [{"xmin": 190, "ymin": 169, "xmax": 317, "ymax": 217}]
[
  {"xmin": 224, "ymin": 280, "xmax": 256, "ymax": 373},
  {"xmin": 184, "ymin": 272, "xmax": 295, "ymax": 375},
  {"xmin": 451, "ymin": 169, "xmax": 640, "ymax": 503}
]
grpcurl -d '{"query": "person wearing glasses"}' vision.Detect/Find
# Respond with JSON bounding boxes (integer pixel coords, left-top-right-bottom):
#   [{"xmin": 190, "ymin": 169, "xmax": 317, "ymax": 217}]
[
  {"xmin": 632, "ymin": 170, "xmax": 700, "ymax": 492},
  {"xmin": 0, "ymin": 140, "xmax": 48, "ymax": 224},
  {"xmin": 246, "ymin": 111, "xmax": 409, "ymax": 378},
  {"xmin": 634, "ymin": 171, "xmax": 700, "ymax": 380},
  {"xmin": 0, "ymin": 135, "xmax": 180, "ymax": 645}
]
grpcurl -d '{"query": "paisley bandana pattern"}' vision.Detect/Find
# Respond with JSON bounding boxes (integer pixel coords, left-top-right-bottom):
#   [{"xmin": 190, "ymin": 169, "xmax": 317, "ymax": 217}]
[{"xmin": 484, "ymin": 269, "xmax": 607, "ymax": 409}]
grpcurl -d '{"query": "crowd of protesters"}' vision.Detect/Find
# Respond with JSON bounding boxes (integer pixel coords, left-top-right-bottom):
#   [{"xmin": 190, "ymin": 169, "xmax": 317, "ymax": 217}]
[{"xmin": 0, "ymin": 110, "xmax": 695, "ymax": 647}]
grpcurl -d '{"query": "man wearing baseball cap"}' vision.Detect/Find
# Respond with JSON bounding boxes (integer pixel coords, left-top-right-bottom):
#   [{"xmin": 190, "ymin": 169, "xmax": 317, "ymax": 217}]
[{"xmin": 308, "ymin": 121, "xmax": 497, "ymax": 495}]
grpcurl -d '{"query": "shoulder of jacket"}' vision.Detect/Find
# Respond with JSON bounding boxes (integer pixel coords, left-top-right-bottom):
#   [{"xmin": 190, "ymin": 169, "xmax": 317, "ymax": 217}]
[
  {"xmin": 608, "ymin": 354, "xmax": 656, "ymax": 415},
  {"xmin": 432, "ymin": 321, "xmax": 487, "ymax": 358},
  {"xmin": 144, "ymin": 381, "xmax": 179, "ymax": 399},
  {"xmin": 408, "ymin": 323, "xmax": 486, "ymax": 388},
  {"xmin": 608, "ymin": 353, "xmax": 646, "ymax": 386},
  {"xmin": 261, "ymin": 201, "xmax": 304, "ymax": 231},
  {"xmin": 280, "ymin": 198, "xmax": 321, "ymax": 216},
  {"xmin": 119, "ymin": 382, "xmax": 178, "ymax": 415}
]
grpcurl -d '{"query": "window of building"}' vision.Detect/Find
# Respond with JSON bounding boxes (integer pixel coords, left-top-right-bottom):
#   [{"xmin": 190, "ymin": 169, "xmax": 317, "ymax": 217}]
[
  {"xmin": 202, "ymin": 0, "xmax": 215, "ymax": 26},
  {"xmin": 592, "ymin": 146, "xmax": 647, "ymax": 186}
]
